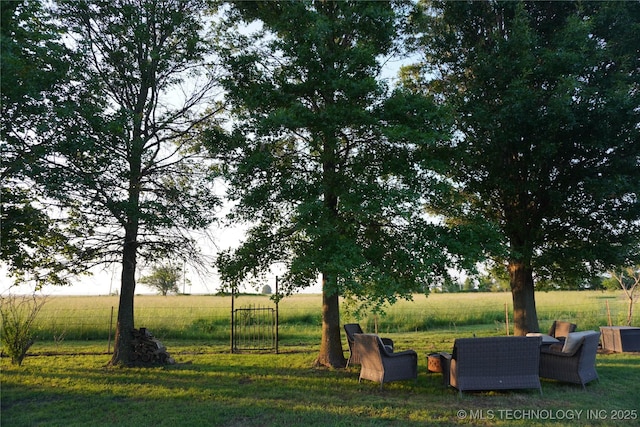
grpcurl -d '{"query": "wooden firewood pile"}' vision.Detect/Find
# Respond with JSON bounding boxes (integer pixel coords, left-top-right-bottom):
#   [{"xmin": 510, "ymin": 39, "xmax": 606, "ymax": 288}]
[{"xmin": 131, "ymin": 328, "xmax": 175, "ymax": 365}]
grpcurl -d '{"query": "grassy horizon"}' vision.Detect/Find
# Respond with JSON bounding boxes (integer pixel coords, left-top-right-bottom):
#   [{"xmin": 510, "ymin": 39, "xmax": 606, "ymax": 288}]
[{"xmin": 20, "ymin": 289, "xmax": 636, "ymax": 343}]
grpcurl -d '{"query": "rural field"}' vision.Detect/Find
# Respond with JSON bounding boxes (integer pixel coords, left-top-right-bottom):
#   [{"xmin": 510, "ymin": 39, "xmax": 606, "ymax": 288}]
[{"xmin": 2, "ymin": 290, "xmax": 639, "ymax": 426}]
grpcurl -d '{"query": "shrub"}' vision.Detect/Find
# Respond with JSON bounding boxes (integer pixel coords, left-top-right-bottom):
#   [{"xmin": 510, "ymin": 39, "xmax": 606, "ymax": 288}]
[{"xmin": 0, "ymin": 293, "xmax": 47, "ymax": 366}]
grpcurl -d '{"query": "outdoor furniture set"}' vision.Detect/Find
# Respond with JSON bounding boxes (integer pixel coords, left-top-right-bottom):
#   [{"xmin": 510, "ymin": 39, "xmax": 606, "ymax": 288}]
[{"xmin": 345, "ymin": 322, "xmax": 602, "ymax": 393}]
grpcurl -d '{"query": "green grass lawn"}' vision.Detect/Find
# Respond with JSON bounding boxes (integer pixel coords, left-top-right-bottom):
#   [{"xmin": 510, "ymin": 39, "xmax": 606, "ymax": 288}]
[{"xmin": 2, "ymin": 291, "xmax": 639, "ymax": 426}]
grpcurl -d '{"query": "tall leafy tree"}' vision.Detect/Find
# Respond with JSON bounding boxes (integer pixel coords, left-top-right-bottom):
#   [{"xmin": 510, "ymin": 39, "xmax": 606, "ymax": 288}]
[
  {"xmin": 210, "ymin": 1, "xmax": 480, "ymax": 367},
  {"xmin": 1, "ymin": 0, "xmax": 90, "ymax": 289},
  {"xmin": 30, "ymin": 0, "xmax": 222, "ymax": 365},
  {"xmin": 411, "ymin": 1, "xmax": 640, "ymax": 334}
]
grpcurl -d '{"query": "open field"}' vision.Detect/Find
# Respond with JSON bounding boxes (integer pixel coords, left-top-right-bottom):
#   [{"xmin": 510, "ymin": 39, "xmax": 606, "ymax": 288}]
[
  {"xmin": 2, "ymin": 290, "xmax": 639, "ymax": 426},
  {"xmin": 23, "ymin": 290, "xmax": 638, "ymax": 345}
]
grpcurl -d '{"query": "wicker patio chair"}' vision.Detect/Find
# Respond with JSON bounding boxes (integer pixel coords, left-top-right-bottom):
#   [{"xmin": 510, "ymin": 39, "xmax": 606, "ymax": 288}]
[
  {"xmin": 539, "ymin": 331, "xmax": 600, "ymax": 389},
  {"xmin": 344, "ymin": 323, "xmax": 393, "ymax": 367},
  {"xmin": 548, "ymin": 320, "xmax": 577, "ymax": 344},
  {"xmin": 353, "ymin": 333, "xmax": 417, "ymax": 390},
  {"xmin": 447, "ymin": 336, "xmax": 542, "ymax": 394}
]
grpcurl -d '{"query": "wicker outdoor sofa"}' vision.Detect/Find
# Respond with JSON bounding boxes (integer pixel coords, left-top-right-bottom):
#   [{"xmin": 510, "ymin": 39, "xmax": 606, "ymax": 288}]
[{"xmin": 446, "ymin": 336, "xmax": 543, "ymax": 394}]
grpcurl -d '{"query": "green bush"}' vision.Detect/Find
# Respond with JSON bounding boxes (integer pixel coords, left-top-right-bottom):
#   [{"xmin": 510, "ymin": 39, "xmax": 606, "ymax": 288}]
[{"xmin": 0, "ymin": 294, "xmax": 47, "ymax": 366}]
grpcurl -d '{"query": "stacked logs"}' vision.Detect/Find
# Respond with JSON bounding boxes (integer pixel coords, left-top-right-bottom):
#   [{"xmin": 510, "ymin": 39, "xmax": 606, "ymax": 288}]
[{"xmin": 131, "ymin": 328, "xmax": 175, "ymax": 365}]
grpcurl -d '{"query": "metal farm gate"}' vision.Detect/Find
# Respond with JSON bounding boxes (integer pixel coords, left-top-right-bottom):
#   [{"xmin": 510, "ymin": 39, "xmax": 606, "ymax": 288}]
[
  {"xmin": 231, "ymin": 304, "xmax": 277, "ymax": 353},
  {"xmin": 230, "ymin": 282, "xmax": 280, "ymax": 353}
]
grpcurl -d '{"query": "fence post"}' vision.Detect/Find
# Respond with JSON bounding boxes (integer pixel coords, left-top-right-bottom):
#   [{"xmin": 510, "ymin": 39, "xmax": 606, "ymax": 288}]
[
  {"xmin": 275, "ymin": 276, "xmax": 279, "ymax": 354},
  {"xmin": 230, "ymin": 288, "xmax": 235, "ymax": 353},
  {"xmin": 108, "ymin": 306, "xmax": 114, "ymax": 354},
  {"xmin": 505, "ymin": 302, "xmax": 509, "ymax": 336}
]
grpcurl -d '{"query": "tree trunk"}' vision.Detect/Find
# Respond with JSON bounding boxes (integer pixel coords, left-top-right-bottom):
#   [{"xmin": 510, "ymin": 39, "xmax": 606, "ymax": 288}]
[
  {"xmin": 314, "ymin": 134, "xmax": 345, "ymax": 368},
  {"xmin": 108, "ymin": 226, "xmax": 138, "ymax": 366},
  {"xmin": 109, "ymin": 104, "xmax": 144, "ymax": 366},
  {"xmin": 315, "ymin": 273, "xmax": 346, "ymax": 368},
  {"xmin": 508, "ymin": 260, "xmax": 539, "ymax": 335}
]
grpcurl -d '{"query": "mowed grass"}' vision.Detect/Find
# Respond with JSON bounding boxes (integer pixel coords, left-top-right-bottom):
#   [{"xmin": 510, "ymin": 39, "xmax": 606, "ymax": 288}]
[{"xmin": 2, "ymin": 290, "xmax": 639, "ymax": 426}]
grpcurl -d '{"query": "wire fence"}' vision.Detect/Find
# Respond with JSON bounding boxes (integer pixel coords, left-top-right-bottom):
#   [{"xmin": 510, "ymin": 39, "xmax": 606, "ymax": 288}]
[
  {"xmin": 35, "ymin": 305, "xmax": 234, "ymax": 341},
  {"xmin": 28, "ymin": 294, "xmax": 637, "ymax": 343}
]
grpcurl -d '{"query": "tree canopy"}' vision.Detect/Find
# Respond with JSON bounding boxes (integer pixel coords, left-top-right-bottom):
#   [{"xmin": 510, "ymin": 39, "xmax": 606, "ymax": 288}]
[
  {"xmin": 1, "ymin": 0, "xmax": 90, "ymax": 289},
  {"xmin": 209, "ymin": 0, "xmax": 486, "ymax": 367},
  {"xmin": 410, "ymin": 0, "xmax": 640, "ymax": 333},
  {"xmin": 3, "ymin": 0, "xmax": 223, "ymax": 366}
]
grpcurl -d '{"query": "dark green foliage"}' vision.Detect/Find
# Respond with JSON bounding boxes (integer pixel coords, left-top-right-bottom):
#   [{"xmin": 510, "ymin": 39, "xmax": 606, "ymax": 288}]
[
  {"xmin": 0, "ymin": 187, "xmax": 87, "ymax": 289},
  {"xmin": 1, "ymin": 1, "xmax": 90, "ymax": 288},
  {"xmin": 3, "ymin": 0, "xmax": 223, "ymax": 366},
  {"xmin": 210, "ymin": 0, "xmax": 481, "ymax": 310},
  {"xmin": 411, "ymin": 0, "xmax": 640, "ymax": 333},
  {"xmin": 417, "ymin": 0, "xmax": 640, "ymax": 274},
  {"xmin": 208, "ymin": 1, "xmax": 487, "ymax": 366}
]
